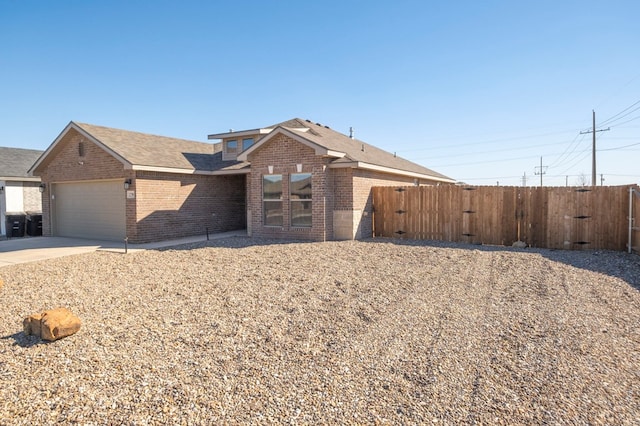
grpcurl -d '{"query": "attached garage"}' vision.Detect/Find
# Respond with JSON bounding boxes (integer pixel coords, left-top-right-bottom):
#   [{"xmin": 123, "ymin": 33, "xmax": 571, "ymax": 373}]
[{"xmin": 52, "ymin": 180, "xmax": 125, "ymax": 241}]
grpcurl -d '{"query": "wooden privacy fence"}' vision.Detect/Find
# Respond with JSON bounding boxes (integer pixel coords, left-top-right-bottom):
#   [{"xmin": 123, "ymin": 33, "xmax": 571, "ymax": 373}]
[{"xmin": 372, "ymin": 184, "xmax": 640, "ymax": 253}]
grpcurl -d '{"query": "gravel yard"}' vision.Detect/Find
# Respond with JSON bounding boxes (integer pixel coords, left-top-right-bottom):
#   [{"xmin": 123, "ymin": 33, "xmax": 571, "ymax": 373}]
[{"xmin": 1, "ymin": 237, "xmax": 639, "ymax": 425}]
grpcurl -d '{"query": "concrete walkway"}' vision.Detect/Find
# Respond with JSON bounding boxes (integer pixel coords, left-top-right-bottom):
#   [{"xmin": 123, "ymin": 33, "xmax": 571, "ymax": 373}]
[{"xmin": 0, "ymin": 230, "xmax": 247, "ymax": 267}]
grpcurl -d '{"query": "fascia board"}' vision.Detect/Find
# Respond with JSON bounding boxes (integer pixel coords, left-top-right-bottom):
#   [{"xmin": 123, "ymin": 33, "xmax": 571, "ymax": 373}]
[
  {"xmin": 0, "ymin": 176, "xmax": 41, "ymax": 182},
  {"xmin": 210, "ymin": 169, "xmax": 251, "ymax": 175},
  {"xmin": 29, "ymin": 122, "xmax": 132, "ymax": 175},
  {"xmin": 329, "ymin": 161, "xmax": 456, "ymax": 183},
  {"xmin": 130, "ymin": 165, "xmax": 198, "ymax": 174},
  {"xmin": 129, "ymin": 165, "xmax": 250, "ymax": 176},
  {"xmin": 28, "ymin": 121, "xmax": 75, "ymax": 175},
  {"xmin": 237, "ymin": 127, "xmax": 345, "ymax": 161},
  {"xmin": 208, "ymin": 128, "xmax": 272, "ymax": 140}
]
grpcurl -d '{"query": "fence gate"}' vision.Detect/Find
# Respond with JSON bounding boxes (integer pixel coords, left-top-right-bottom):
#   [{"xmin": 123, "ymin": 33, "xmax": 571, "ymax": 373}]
[{"xmin": 372, "ymin": 184, "xmax": 638, "ymax": 252}]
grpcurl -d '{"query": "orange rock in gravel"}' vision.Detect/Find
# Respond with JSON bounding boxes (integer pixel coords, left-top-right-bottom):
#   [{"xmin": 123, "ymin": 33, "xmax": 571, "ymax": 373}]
[
  {"xmin": 23, "ymin": 308, "xmax": 81, "ymax": 341},
  {"xmin": 23, "ymin": 313, "xmax": 43, "ymax": 337}
]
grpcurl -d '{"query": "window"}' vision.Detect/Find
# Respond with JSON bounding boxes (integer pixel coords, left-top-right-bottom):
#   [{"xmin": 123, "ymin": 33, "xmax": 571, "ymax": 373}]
[
  {"xmin": 242, "ymin": 138, "xmax": 254, "ymax": 151},
  {"xmin": 290, "ymin": 173, "xmax": 312, "ymax": 227},
  {"xmin": 263, "ymin": 175, "xmax": 283, "ymax": 226},
  {"xmin": 78, "ymin": 142, "xmax": 85, "ymax": 157},
  {"xmin": 226, "ymin": 140, "xmax": 238, "ymax": 153}
]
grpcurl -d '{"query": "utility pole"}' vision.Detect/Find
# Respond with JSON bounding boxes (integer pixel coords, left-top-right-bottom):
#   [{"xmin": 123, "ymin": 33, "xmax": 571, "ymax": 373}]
[
  {"xmin": 521, "ymin": 172, "xmax": 527, "ymax": 187},
  {"xmin": 580, "ymin": 110, "xmax": 610, "ymax": 187},
  {"xmin": 600, "ymin": 174, "xmax": 605, "ymax": 186},
  {"xmin": 534, "ymin": 157, "xmax": 547, "ymax": 187}
]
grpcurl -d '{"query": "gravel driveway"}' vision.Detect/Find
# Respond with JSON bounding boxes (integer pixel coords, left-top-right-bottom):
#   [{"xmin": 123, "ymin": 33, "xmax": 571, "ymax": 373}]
[{"xmin": 1, "ymin": 238, "xmax": 639, "ymax": 424}]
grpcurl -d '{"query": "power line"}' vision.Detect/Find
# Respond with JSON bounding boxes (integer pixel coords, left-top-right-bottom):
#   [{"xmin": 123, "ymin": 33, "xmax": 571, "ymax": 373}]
[
  {"xmin": 556, "ymin": 150, "xmax": 591, "ymax": 176},
  {"xmin": 608, "ymin": 114, "xmax": 640, "ymax": 128},
  {"xmin": 411, "ymin": 140, "xmax": 569, "ymax": 162},
  {"xmin": 597, "ymin": 99, "xmax": 640, "ymax": 127},
  {"xmin": 598, "ymin": 142, "xmax": 640, "ymax": 151},
  {"xmin": 395, "ymin": 129, "xmax": 576, "ymax": 154},
  {"xmin": 546, "ymin": 132, "xmax": 587, "ymax": 168}
]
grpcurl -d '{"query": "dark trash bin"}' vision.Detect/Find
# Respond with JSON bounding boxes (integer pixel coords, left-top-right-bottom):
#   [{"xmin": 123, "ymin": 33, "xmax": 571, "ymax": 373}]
[
  {"xmin": 6, "ymin": 213, "xmax": 26, "ymax": 238},
  {"xmin": 26, "ymin": 213, "xmax": 43, "ymax": 236}
]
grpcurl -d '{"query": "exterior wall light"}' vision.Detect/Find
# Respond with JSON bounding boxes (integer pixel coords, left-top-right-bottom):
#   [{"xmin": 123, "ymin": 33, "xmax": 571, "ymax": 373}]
[
  {"xmin": 39, "ymin": 183, "xmax": 46, "ymax": 193},
  {"xmin": 0, "ymin": 186, "xmax": 4, "ymax": 192},
  {"xmin": 124, "ymin": 179, "xmax": 132, "ymax": 190}
]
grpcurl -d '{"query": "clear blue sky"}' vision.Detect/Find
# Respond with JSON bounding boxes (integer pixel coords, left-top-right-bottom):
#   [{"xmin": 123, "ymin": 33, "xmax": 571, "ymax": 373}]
[{"xmin": 1, "ymin": 0, "xmax": 639, "ymax": 186}]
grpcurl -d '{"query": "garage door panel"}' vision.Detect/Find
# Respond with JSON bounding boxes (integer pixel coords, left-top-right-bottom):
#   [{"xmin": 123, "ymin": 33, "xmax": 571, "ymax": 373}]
[{"xmin": 54, "ymin": 181, "xmax": 126, "ymax": 240}]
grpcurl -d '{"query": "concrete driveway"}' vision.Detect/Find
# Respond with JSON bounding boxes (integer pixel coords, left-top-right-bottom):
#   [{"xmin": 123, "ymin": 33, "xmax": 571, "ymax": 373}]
[{"xmin": 0, "ymin": 230, "xmax": 246, "ymax": 267}]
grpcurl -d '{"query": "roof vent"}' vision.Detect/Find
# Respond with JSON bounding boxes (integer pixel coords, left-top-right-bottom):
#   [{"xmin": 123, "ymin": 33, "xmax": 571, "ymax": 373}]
[
  {"xmin": 349, "ymin": 127, "xmax": 355, "ymax": 139},
  {"xmin": 229, "ymin": 129, "xmax": 233, "ymax": 132},
  {"xmin": 316, "ymin": 122, "xmax": 321, "ymax": 126},
  {"xmin": 306, "ymin": 119, "xmax": 311, "ymax": 123},
  {"xmin": 361, "ymin": 143, "xmax": 365, "ymax": 152},
  {"xmin": 324, "ymin": 125, "xmax": 329, "ymax": 129}
]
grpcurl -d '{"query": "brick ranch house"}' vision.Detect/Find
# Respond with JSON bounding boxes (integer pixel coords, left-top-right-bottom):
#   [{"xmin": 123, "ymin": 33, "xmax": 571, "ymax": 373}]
[{"xmin": 29, "ymin": 118, "xmax": 455, "ymax": 243}]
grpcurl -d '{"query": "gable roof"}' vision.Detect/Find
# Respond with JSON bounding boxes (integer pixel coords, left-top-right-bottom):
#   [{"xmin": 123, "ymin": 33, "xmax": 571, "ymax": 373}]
[
  {"xmin": 238, "ymin": 118, "xmax": 455, "ymax": 183},
  {"xmin": 0, "ymin": 147, "xmax": 43, "ymax": 181},
  {"xmin": 30, "ymin": 122, "xmax": 249, "ymax": 175}
]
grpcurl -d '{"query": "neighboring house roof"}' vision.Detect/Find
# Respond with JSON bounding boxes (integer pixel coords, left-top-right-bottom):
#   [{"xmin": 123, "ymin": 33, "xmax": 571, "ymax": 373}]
[
  {"xmin": 236, "ymin": 118, "xmax": 455, "ymax": 183},
  {"xmin": 0, "ymin": 146, "xmax": 43, "ymax": 181},
  {"xmin": 30, "ymin": 122, "xmax": 249, "ymax": 175}
]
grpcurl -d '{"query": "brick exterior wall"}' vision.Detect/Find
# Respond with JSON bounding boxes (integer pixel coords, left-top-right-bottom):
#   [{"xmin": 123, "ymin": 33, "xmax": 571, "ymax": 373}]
[
  {"xmin": 130, "ymin": 171, "xmax": 245, "ymax": 243},
  {"xmin": 37, "ymin": 126, "xmax": 444, "ymax": 243},
  {"xmin": 39, "ymin": 128, "xmax": 246, "ymax": 243},
  {"xmin": 22, "ymin": 182, "xmax": 42, "ymax": 213},
  {"xmin": 351, "ymin": 169, "xmax": 418, "ymax": 238},
  {"xmin": 247, "ymin": 134, "xmax": 331, "ymax": 241},
  {"xmin": 39, "ymin": 128, "xmax": 126, "ymax": 236},
  {"xmin": 245, "ymin": 133, "xmax": 442, "ymax": 241}
]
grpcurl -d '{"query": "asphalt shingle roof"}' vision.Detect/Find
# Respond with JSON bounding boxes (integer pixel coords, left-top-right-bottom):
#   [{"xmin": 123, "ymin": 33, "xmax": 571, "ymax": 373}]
[
  {"xmin": 0, "ymin": 147, "xmax": 43, "ymax": 178},
  {"xmin": 36, "ymin": 119, "xmax": 452, "ymax": 180},
  {"xmin": 74, "ymin": 123, "xmax": 248, "ymax": 172},
  {"xmin": 267, "ymin": 118, "xmax": 454, "ymax": 181}
]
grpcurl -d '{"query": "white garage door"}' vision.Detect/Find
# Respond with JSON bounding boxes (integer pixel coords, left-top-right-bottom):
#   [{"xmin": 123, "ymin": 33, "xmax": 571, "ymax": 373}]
[{"xmin": 53, "ymin": 181, "xmax": 126, "ymax": 241}]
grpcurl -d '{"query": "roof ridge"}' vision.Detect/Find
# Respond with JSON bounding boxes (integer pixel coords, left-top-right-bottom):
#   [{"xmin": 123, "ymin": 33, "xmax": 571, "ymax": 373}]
[{"xmin": 74, "ymin": 122, "xmax": 208, "ymax": 146}]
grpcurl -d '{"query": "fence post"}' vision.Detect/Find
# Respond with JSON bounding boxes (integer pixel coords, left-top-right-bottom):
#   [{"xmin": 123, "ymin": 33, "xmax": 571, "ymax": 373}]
[{"xmin": 630, "ymin": 187, "xmax": 634, "ymax": 254}]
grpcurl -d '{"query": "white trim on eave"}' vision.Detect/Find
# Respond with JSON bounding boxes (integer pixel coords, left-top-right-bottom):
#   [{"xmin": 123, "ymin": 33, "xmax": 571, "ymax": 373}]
[
  {"xmin": 128, "ymin": 164, "xmax": 250, "ymax": 176},
  {"xmin": 237, "ymin": 127, "xmax": 345, "ymax": 161},
  {"xmin": 0, "ymin": 176, "xmax": 41, "ymax": 182},
  {"xmin": 208, "ymin": 128, "xmax": 273, "ymax": 140},
  {"xmin": 329, "ymin": 161, "xmax": 456, "ymax": 183}
]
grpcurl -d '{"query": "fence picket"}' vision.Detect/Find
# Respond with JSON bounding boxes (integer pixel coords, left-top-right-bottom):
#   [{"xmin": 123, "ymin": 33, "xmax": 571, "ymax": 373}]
[{"xmin": 372, "ymin": 185, "xmax": 639, "ymax": 252}]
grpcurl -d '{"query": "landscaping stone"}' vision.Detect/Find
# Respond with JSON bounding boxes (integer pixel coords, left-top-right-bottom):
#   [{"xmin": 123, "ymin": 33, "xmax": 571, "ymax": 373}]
[{"xmin": 23, "ymin": 307, "xmax": 81, "ymax": 341}]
